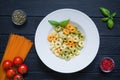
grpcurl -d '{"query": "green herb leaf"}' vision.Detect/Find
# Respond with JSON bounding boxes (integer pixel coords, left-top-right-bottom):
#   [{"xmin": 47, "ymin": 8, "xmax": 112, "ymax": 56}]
[
  {"xmin": 99, "ymin": 7, "xmax": 110, "ymax": 17},
  {"xmin": 107, "ymin": 19, "xmax": 114, "ymax": 29},
  {"xmin": 59, "ymin": 19, "xmax": 70, "ymax": 27},
  {"xmin": 101, "ymin": 17, "xmax": 109, "ymax": 22},
  {"xmin": 111, "ymin": 12, "xmax": 117, "ymax": 17},
  {"xmin": 48, "ymin": 20, "xmax": 60, "ymax": 27},
  {"xmin": 109, "ymin": 16, "xmax": 114, "ymax": 20}
]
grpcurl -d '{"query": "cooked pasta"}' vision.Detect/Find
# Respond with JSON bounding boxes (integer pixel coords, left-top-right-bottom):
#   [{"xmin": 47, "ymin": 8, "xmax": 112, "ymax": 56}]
[{"xmin": 47, "ymin": 21, "xmax": 85, "ymax": 61}]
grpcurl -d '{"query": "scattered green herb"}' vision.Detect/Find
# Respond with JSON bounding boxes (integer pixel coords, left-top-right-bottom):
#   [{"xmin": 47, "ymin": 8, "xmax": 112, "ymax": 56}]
[
  {"xmin": 99, "ymin": 7, "xmax": 117, "ymax": 29},
  {"xmin": 48, "ymin": 19, "xmax": 69, "ymax": 27},
  {"xmin": 107, "ymin": 19, "xmax": 114, "ymax": 29},
  {"xmin": 100, "ymin": 7, "xmax": 110, "ymax": 17},
  {"xmin": 101, "ymin": 17, "xmax": 109, "ymax": 22},
  {"xmin": 111, "ymin": 12, "xmax": 117, "ymax": 17}
]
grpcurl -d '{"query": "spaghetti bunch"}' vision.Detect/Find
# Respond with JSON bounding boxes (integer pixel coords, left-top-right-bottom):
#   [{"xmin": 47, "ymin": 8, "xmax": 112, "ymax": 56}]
[{"xmin": 0, "ymin": 34, "xmax": 33, "ymax": 80}]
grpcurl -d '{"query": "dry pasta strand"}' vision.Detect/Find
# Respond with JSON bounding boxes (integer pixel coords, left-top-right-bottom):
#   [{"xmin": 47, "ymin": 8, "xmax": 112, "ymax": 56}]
[{"xmin": 0, "ymin": 34, "xmax": 33, "ymax": 80}]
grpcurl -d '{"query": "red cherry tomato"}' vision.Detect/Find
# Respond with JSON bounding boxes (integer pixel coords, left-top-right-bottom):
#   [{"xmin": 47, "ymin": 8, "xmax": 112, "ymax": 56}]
[
  {"xmin": 2, "ymin": 60, "xmax": 13, "ymax": 70},
  {"xmin": 14, "ymin": 74, "xmax": 23, "ymax": 80},
  {"xmin": 18, "ymin": 64, "xmax": 28, "ymax": 74},
  {"xmin": 13, "ymin": 56, "xmax": 23, "ymax": 66},
  {"xmin": 6, "ymin": 68, "xmax": 16, "ymax": 78}
]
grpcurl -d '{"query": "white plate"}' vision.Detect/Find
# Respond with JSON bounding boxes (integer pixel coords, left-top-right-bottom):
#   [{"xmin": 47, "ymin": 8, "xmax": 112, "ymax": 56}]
[{"xmin": 35, "ymin": 8, "xmax": 100, "ymax": 73}]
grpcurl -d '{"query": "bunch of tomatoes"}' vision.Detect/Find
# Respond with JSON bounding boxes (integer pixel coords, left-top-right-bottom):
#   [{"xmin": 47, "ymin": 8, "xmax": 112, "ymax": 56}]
[{"xmin": 2, "ymin": 56, "xmax": 28, "ymax": 80}]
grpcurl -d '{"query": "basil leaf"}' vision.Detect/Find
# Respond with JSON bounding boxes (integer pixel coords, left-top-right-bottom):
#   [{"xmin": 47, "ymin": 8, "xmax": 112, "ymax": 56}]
[
  {"xmin": 107, "ymin": 19, "xmax": 114, "ymax": 29},
  {"xmin": 48, "ymin": 20, "xmax": 60, "ymax": 27},
  {"xmin": 111, "ymin": 12, "xmax": 117, "ymax": 17},
  {"xmin": 101, "ymin": 17, "xmax": 109, "ymax": 22},
  {"xmin": 59, "ymin": 19, "xmax": 70, "ymax": 27},
  {"xmin": 100, "ymin": 7, "xmax": 110, "ymax": 17}
]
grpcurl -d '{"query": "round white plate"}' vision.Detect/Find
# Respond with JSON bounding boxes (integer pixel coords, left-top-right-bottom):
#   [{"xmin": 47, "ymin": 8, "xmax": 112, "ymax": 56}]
[{"xmin": 35, "ymin": 8, "xmax": 100, "ymax": 73}]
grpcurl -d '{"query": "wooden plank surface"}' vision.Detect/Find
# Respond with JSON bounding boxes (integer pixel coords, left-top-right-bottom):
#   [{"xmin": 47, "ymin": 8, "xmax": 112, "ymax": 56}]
[
  {"xmin": 1, "ymin": 36, "xmax": 120, "ymax": 55},
  {"xmin": 0, "ymin": 0, "xmax": 120, "ymax": 17},
  {"xmin": 0, "ymin": 17, "xmax": 120, "ymax": 36},
  {"xmin": 0, "ymin": 0, "xmax": 120, "ymax": 80}
]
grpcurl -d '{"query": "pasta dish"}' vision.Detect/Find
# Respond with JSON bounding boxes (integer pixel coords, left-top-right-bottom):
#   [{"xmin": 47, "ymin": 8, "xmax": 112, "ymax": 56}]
[{"xmin": 47, "ymin": 20, "xmax": 85, "ymax": 61}]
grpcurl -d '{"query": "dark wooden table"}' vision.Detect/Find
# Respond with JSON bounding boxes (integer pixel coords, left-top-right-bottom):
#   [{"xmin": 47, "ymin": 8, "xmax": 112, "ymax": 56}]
[{"xmin": 0, "ymin": 0, "xmax": 120, "ymax": 80}]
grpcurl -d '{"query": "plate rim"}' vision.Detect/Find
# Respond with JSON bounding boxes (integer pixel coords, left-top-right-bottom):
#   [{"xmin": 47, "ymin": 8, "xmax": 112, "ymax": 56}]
[{"xmin": 35, "ymin": 8, "xmax": 100, "ymax": 73}]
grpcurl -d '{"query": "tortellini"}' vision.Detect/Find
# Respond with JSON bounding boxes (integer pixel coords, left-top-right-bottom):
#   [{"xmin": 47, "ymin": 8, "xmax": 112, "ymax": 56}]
[{"xmin": 47, "ymin": 22, "xmax": 85, "ymax": 61}]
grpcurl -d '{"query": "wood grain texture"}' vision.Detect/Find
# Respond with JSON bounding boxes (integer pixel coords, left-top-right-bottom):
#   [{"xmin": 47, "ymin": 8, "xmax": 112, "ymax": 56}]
[
  {"xmin": 1, "ymin": 36, "xmax": 120, "ymax": 55},
  {"xmin": 0, "ymin": 0, "xmax": 120, "ymax": 17},
  {"xmin": 0, "ymin": 0, "xmax": 120, "ymax": 80},
  {"xmin": 0, "ymin": 17, "xmax": 120, "ymax": 36},
  {"xmin": 0, "ymin": 36, "xmax": 120, "ymax": 79}
]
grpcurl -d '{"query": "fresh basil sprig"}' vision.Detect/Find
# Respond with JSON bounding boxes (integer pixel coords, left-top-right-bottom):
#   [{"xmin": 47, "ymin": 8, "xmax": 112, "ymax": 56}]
[
  {"xmin": 107, "ymin": 19, "xmax": 114, "ymax": 29},
  {"xmin": 48, "ymin": 20, "xmax": 60, "ymax": 27},
  {"xmin": 100, "ymin": 7, "xmax": 110, "ymax": 17},
  {"xmin": 99, "ymin": 7, "xmax": 117, "ymax": 29},
  {"xmin": 48, "ymin": 19, "xmax": 69, "ymax": 27},
  {"xmin": 111, "ymin": 12, "xmax": 117, "ymax": 17},
  {"xmin": 59, "ymin": 19, "xmax": 70, "ymax": 27}
]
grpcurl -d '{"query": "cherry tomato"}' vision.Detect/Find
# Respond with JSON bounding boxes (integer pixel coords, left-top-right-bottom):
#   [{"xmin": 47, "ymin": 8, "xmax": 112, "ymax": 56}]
[
  {"xmin": 13, "ymin": 56, "xmax": 23, "ymax": 66},
  {"xmin": 2, "ymin": 60, "xmax": 13, "ymax": 70},
  {"xmin": 18, "ymin": 64, "xmax": 28, "ymax": 74},
  {"xmin": 14, "ymin": 74, "xmax": 23, "ymax": 80},
  {"xmin": 6, "ymin": 68, "xmax": 16, "ymax": 78}
]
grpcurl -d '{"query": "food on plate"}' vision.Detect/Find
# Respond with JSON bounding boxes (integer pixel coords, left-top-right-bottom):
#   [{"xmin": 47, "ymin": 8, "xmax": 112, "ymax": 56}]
[
  {"xmin": 13, "ymin": 56, "xmax": 23, "ymax": 66},
  {"xmin": 18, "ymin": 64, "xmax": 28, "ymax": 74},
  {"xmin": 100, "ymin": 57, "xmax": 115, "ymax": 73},
  {"xmin": 0, "ymin": 34, "xmax": 33, "ymax": 80},
  {"xmin": 48, "ymin": 20, "xmax": 85, "ymax": 60},
  {"xmin": 48, "ymin": 19, "xmax": 69, "ymax": 27},
  {"xmin": 2, "ymin": 60, "xmax": 13, "ymax": 70}
]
